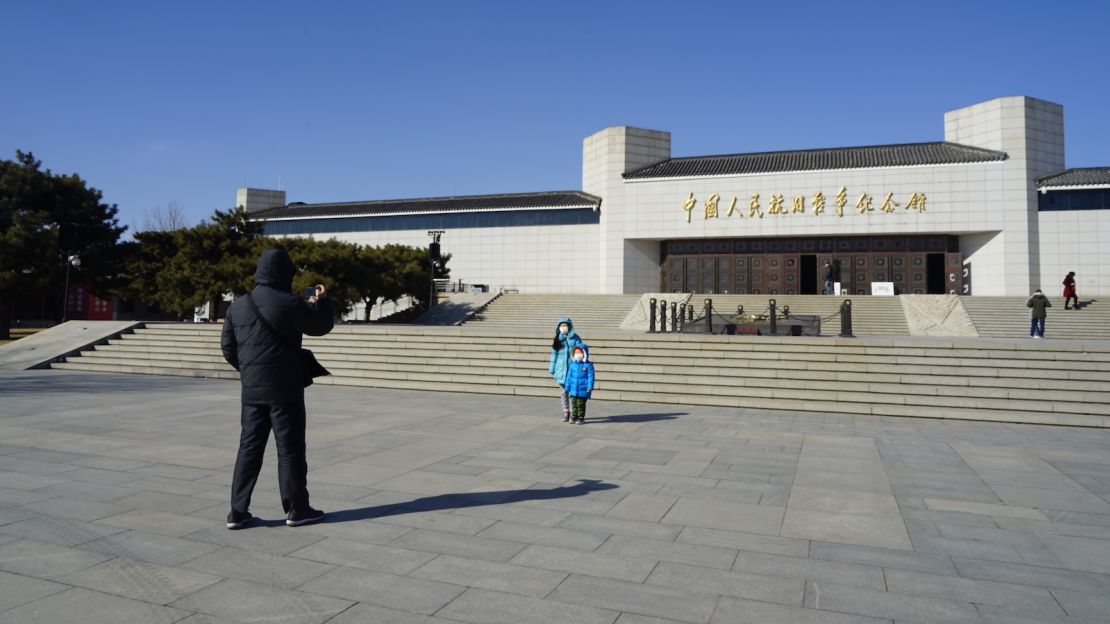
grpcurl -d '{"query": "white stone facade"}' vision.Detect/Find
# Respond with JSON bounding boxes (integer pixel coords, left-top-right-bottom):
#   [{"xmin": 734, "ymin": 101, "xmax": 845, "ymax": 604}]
[{"xmin": 256, "ymin": 96, "xmax": 1107, "ymax": 296}]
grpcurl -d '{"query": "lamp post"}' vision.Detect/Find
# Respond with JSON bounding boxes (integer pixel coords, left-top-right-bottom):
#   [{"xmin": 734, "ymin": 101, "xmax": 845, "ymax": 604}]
[{"xmin": 60, "ymin": 254, "xmax": 81, "ymax": 323}]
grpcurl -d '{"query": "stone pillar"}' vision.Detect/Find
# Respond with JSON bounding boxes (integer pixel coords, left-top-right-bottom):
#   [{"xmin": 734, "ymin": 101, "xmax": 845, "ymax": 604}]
[
  {"xmin": 944, "ymin": 96, "xmax": 1064, "ymax": 294},
  {"xmin": 582, "ymin": 126, "xmax": 670, "ymax": 294}
]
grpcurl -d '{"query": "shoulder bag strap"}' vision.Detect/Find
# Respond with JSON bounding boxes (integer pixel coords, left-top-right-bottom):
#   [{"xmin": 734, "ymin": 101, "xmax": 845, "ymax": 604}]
[{"xmin": 245, "ymin": 292, "xmax": 298, "ymax": 351}]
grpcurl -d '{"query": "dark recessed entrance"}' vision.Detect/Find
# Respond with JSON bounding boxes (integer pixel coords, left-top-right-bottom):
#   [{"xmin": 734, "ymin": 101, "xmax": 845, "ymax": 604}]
[
  {"xmin": 800, "ymin": 255, "xmax": 817, "ymax": 294},
  {"xmin": 926, "ymin": 253, "xmax": 946, "ymax": 294},
  {"xmin": 660, "ymin": 235, "xmax": 964, "ymax": 295}
]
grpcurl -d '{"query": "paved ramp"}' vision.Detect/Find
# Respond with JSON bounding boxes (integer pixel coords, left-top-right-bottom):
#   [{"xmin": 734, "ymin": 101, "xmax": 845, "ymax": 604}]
[{"xmin": 0, "ymin": 320, "xmax": 142, "ymax": 370}]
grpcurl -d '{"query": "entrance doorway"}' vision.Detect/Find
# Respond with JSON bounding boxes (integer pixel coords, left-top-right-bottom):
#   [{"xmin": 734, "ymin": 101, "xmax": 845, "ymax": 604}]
[
  {"xmin": 800, "ymin": 255, "xmax": 817, "ymax": 294},
  {"xmin": 926, "ymin": 253, "xmax": 945, "ymax": 294}
]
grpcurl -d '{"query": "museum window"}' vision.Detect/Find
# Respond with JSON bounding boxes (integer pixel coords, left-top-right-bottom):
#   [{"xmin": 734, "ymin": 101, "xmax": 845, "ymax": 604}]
[{"xmin": 1038, "ymin": 189, "xmax": 1109, "ymax": 211}]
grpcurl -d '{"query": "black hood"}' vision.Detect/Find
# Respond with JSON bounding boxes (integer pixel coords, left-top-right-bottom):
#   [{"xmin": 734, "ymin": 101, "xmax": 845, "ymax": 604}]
[{"xmin": 254, "ymin": 248, "xmax": 296, "ymax": 291}]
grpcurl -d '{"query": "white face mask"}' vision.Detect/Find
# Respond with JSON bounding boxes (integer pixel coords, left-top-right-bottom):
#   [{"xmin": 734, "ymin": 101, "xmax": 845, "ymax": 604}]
[
  {"xmin": 573, "ymin": 352, "xmax": 585, "ymax": 361},
  {"xmin": 559, "ymin": 325, "xmax": 569, "ymax": 334}
]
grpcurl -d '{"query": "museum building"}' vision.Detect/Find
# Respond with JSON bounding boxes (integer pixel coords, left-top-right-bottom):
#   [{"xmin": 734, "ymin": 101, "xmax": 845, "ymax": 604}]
[{"xmin": 247, "ymin": 96, "xmax": 1110, "ymax": 297}]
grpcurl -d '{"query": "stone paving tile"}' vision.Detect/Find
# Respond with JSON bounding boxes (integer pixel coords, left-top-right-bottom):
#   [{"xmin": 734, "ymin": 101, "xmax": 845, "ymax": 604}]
[
  {"xmin": 883, "ymin": 568, "xmax": 1065, "ymax": 616},
  {"xmin": 297, "ymin": 565, "xmax": 464, "ymax": 614},
  {"xmin": 170, "ymin": 578, "xmax": 351, "ymax": 624},
  {"xmin": 55, "ymin": 556, "xmax": 223, "ymax": 604},
  {"xmin": 18, "ymin": 496, "xmax": 134, "ymax": 522},
  {"xmin": 0, "ymin": 514, "xmax": 126, "ymax": 546},
  {"xmin": 509, "ymin": 544, "xmax": 658, "ymax": 582},
  {"xmin": 646, "ymin": 561, "xmax": 802, "ymax": 606},
  {"xmin": 390, "ymin": 527, "xmax": 526, "ymax": 562},
  {"xmin": 184, "ymin": 523, "xmax": 325, "ymax": 555},
  {"xmin": 803, "ymin": 580, "xmax": 981, "ymax": 624},
  {"xmin": 1048, "ymin": 587, "xmax": 1110, "ymax": 622},
  {"xmin": 548, "ymin": 574, "xmax": 717, "ymax": 624},
  {"xmin": 436, "ymin": 587, "xmax": 617, "ymax": 624},
  {"xmin": 476, "ymin": 519, "xmax": 608, "ymax": 551},
  {"xmin": 180, "ymin": 546, "xmax": 335, "ymax": 588},
  {"xmin": 710, "ymin": 596, "xmax": 890, "ymax": 624},
  {"xmin": 732, "ymin": 551, "xmax": 886, "ymax": 590},
  {"xmin": 0, "ymin": 587, "xmax": 190, "ymax": 624},
  {"xmin": 410, "ymin": 553, "xmax": 568, "ymax": 598},
  {"xmin": 598, "ymin": 534, "xmax": 736, "ymax": 569},
  {"xmin": 81, "ymin": 528, "xmax": 222, "ymax": 566},
  {"xmin": 558, "ymin": 512, "xmax": 682, "ymax": 540},
  {"xmin": 676, "ymin": 526, "xmax": 810, "ymax": 558},
  {"xmin": 0, "ymin": 538, "xmax": 113, "ymax": 579},
  {"xmin": 0, "ymin": 570, "xmax": 69, "ymax": 613},
  {"xmin": 660, "ymin": 497, "xmax": 785, "ymax": 535},
  {"xmin": 95, "ymin": 508, "xmax": 216, "ymax": 538},
  {"xmin": 808, "ymin": 541, "xmax": 957, "ymax": 575},
  {"xmin": 288, "ymin": 536, "xmax": 437, "ymax": 575},
  {"xmin": 325, "ymin": 602, "xmax": 450, "ymax": 623},
  {"xmin": 952, "ymin": 556, "xmax": 1110, "ymax": 594}
]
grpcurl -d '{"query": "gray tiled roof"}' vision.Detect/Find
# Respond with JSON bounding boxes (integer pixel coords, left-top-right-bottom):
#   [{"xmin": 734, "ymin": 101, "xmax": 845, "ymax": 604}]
[
  {"xmin": 622, "ymin": 142, "xmax": 1007, "ymax": 180},
  {"xmin": 252, "ymin": 191, "xmax": 601, "ymax": 220},
  {"xmin": 1037, "ymin": 168, "xmax": 1110, "ymax": 188}
]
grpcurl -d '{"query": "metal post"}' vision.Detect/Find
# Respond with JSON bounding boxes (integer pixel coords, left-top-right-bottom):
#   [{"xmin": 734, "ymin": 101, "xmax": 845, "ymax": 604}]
[
  {"xmin": 687, "ymin": 304, "xmax": 694, "ymax": 322},
  {"xmin": 648, "ymin": 298, "xmax": 657, "ymax": 333},
  {"xmin": 839, "ymin": 299, "xmax": 854, "ymax": 337},
  {"xmin": 670, "ymin": 301, "xmax": 678, "ymax": 332},
  {"xmin": 705, "ymin": 298, "xmax": 713, "ymax": 334},
  {"xmin": 60, "ymin": 257, "xmax": 72, "ymax": 323},
  {"xmin": 769, "ymin": 298, "xmax": 777, "ymax": 336},
  {"xmin": 659, "ymin": 299, "xmax": 667, "ymax": 333}
]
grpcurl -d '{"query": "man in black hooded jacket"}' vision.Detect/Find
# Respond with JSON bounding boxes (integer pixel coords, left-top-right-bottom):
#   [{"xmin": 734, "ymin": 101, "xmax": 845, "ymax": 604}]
[{"xmin": 221, "ymin": 248, "xmax": 334, "ymax": 529}]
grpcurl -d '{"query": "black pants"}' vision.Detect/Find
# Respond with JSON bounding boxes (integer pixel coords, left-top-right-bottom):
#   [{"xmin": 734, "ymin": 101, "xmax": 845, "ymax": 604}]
[{"xmin": 231, "ymin": 401, "xmax": 310, "ymax": 514}]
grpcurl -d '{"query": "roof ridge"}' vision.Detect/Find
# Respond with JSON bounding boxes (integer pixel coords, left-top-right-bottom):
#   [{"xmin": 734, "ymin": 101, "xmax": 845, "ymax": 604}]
[{"xmin": 294, "ymin": 190, "xmax": 598, "ymax": 209}]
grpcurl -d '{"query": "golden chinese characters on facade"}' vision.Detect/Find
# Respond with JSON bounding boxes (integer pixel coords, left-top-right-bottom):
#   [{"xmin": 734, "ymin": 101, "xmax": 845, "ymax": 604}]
[{"xmin": 680, "ymin": 189, "xmax": 928, "ymax": 222}]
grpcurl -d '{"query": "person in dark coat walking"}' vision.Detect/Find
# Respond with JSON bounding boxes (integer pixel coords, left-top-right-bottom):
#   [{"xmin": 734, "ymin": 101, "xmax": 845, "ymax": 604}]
[
  {"xmin": 221, "ymin": 248, "xmax": 334, "ymax": 529},
  {"xmin": 1026, "ymin": 289, "xmax": 1051, "ymax": 339}
]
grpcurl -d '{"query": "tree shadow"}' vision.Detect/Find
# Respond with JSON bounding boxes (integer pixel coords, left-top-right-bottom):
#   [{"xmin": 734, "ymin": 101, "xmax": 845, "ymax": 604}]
[
  {"xmin": 316, "ymin": 478, "xmax": 618, "ymax": 524},
  {"xmin": 591, "ymin": 412, "xmax": 685, "ymax": 423}
]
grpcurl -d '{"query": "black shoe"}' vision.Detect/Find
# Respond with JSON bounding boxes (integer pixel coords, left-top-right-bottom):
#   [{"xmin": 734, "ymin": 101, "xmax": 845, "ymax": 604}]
[
  {"xmin": 286, "ymin": 507, "xmax": 325, "ymax": 527},
  {"xmin": 563, "ymin": 414, "xmax": 571, "ymax": 423},
  {"xmin": 226, "ymin": 510, "xmax": 253, "ymax": 530},
  {"xmin": 576, "ymin": 417, "xmax": 585, "ymax": 425}
]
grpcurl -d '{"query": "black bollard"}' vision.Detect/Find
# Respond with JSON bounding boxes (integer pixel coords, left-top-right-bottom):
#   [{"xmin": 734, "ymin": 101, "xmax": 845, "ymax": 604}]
[
  {"xmin": 737, "ymin": 304, "xmax": 744, "ymax": 317},
  {"xmin": 670, "ymin": 301, "xmax": 678, "ymax": 332},
  {"xmin": 839, "ymin": 299, "xmax": 854, "ymax": 338},
  {"xmin": 677, "ymin": 303, "xmax": 684, "ymax": 331},
  {"xmin": 705, "ymin": 298, "xmax": 713, "ymax": 334},
  {"xmin": 687, "ymin": 304, "xmax": 694, "ymax": 322},
  {"xmin": 659, "ymin": 299, "xmax": 667, "ymax": 333},
  {"xmin": 648, "ymin": 298, "xmax": 657, "ymax": 333},
  {"xmin": 769, "ymin": 298, "xmax": 777, "ymax": 336}
]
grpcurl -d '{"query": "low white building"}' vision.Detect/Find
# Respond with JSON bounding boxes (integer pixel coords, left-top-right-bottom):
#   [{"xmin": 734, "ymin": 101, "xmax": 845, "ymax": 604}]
[{"xmin": 247, "ymin": 95, "xmax": 1110, "ymax": 297}]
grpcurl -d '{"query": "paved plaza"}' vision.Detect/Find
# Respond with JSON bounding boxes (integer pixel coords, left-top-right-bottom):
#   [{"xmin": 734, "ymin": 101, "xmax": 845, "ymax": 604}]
[{"xmin": 1, "ymin": 371, "xmax": 1110, "ymax": 623}]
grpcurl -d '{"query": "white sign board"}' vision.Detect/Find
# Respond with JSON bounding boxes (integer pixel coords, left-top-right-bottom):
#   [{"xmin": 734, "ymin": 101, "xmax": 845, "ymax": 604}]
[{"xmin": 871, "ymin": 282, "xmax": 895, "ymax": 296}]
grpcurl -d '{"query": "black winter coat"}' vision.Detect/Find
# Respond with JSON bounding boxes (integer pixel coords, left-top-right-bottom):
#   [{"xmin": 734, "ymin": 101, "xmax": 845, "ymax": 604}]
[{"xmin": 221, "ymin": 248, "xmax": 334, "ymax": 405}]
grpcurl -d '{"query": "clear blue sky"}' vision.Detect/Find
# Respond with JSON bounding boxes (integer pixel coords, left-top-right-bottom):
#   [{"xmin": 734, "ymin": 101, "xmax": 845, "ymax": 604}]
[{"xmin": 3, "ymin": 1, "xmax": 1108, "ymax": 232}]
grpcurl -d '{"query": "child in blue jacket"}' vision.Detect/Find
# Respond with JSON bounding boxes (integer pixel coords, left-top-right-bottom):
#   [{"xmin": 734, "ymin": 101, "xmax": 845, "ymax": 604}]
[{"xmin": 563, "ymin": 344, "xmax": 595, "ymax": 424}]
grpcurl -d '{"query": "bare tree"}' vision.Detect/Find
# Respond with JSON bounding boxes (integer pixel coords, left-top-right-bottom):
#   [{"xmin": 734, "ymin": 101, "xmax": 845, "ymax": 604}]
[{"xmin": 139, "ymin": 201, "xmax": 189, "ymax": 232}]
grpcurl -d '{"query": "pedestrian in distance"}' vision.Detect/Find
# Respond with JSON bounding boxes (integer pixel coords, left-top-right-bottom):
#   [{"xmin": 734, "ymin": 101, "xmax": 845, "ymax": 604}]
[
  {"xmin": 548, "ymin": 316, "xmax": 583, "ymax": 423},
  {"xmin": 563, "ymin": 344, "xmax": 595, "ymax": 424},
  {"xmin": 220, "ymin": 248, "xmax": 335, "ymax": 529},
  {"xmin": 1063, "ymin": 271, "xmax": 1078, "ymax": 310},
  {"xmin": 1027, "ymin": 289, "xmax": 1051, "ymax": 339},
  {"xmin": 823, "ymin": 262, "xmax": 834, "ymax": 295}
]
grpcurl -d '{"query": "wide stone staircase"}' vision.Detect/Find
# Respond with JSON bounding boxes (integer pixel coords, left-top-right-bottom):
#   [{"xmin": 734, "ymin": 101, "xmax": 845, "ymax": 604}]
[
  {"xmin": 464, "ymin": 294, "xmax": 644, "ymax": 330},
  {"xmin": 52, "ymin": 323, "xmax": 1110, "ymax": 427},
  {"xmin": 698, "ymin": 295, "xmax": 910, "ymax": 336},
  {"xmin": 961, "ymin": 296, "xmax": 1110, "ymax": 340}
]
